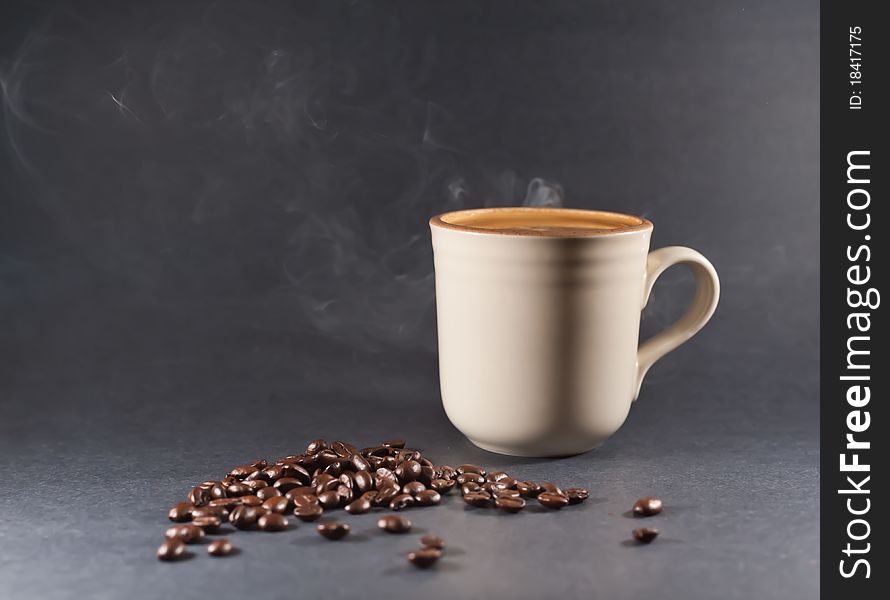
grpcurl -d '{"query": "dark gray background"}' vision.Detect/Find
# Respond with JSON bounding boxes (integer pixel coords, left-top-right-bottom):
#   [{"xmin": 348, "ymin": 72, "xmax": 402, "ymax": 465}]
[{"xmin": 0, "ymin": 1, "xmax": 818, "ymax": 599}]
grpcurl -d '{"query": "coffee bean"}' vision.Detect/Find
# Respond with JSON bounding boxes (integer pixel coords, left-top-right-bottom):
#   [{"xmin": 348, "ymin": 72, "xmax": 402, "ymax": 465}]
[
  {"xmin": 377, "ymin": 515, "xmax": 412, "ymax": 533},
  {"xmin": 167, "ymin": 502, "xmax": 193, "ymax": 522},
  {"xmin": 374, "ymin": 484, "xmax": 399, "ymax": 507},
  {"xmin": 240, "ymin": 495, "xmax": 263, "ymax": 507},
  {"xmin": 430, "ymin": 479, "xmax": 456, "ymax": 494},
  {"xmin": 537, "ymin": 492, "xmax": 570, "ymax": 509},
  {"xmin": 285, "ymin": 486, "xmax": 315, "ymax": 501},
  {"xmin": 316, "ymin": 522, "xmax": 350, "ymax": 540},
  {"xmin": 420, "ymin": 535, "xmax": 444, "ymax": 549},
  {"xmin": 187, "ymin": 486, "xmax": 211, "ymax": 507},
  {"xmin": 261, "ymin": 465, "xmax": 284, "ymax": 482},
  {"xmin": 416, "ymin": 489, "xmax": 441, "ymax": 506},
  {"xmin": 306, "ymin": 439, "xmax": 327, "ymax": 454},
  {"xmin": 335, "ymin": 484, "xmax": 353, "ymax": 504},
  {"xmin": 389, "ymin": 493, "xmax": 415, "ymax": 511},
  {"xmin": 540, "ymin": 482, "xmax": 563, "ymax": 495},
  {"xmin": 418, "ymin": 465, "xmax": 434, "ymax": 486},
  {"xmin": 256, "ymin": 487, "xmax": 282, "ymax": 501},
  {"xmin": 257, "ymin": 513, "xmax": 288, "ymax": 532},
  {"xmin": 353, "ymin": 470, "xmax": 373, "ymax": 494},
  {"xmin": 331, "ymin": 441, "xmax": 355, "ymax": 458},
  {"xmin": 190, "ymin": 506, "xmax": 227, "ymax": 520},
  {"xmin": 494, "ymin": 489, "xmax": 521, "ymax": 499},
  {"xmin": 374, "ymin": 468, "xmax": 398, "ymax": 489},
  {"xmin": 208, "ymin": 498, "xmax": 241, "ymax": 509},
  {"xmin": 461, "ymin": 482, "xmax": 482, "ymax": 496},
  {"xmin": 463, "ymin": 492, "xmax": 492, "ymax": 508},
  {"xmin": 382, "ymin": 438, "xmax": 406, "ymax": 449},
  {"xmin": 565, "ymin": 488, "xmax": 589, "ymax": 505},
  {"xmin": 456, "ymin": 472, "xmax": 484, "ymax": 486},
  {"xmin": 165, "ymin": 524, "xmax": 204, "ymax": 544},
  {"xmin": 495, "ymin": 496, "xmax": 526, "ymax": 513},
  {"xmin": 273, "ymin": 477, "xmax": 301, "ymax": 493},
  {"xmin": 243, "ymin": 479, "xmax": 269, "ymax": 491},
  {"xmin": 292, "ymin": 493, "xmax": 320, "ymax": 508},
  {"xmin": 207, "ymin": 538, "xmax": 234, "ymax": 556},
  {"xmin": 439, "ymin": 466, "xmax": 457, "ymax": 480},
  {"xmin": 157, "ymin": 539, "xmax": 187, "ymax": 561},
  {"xmin": 402, "ymin": 481, "xmax": 426, "ymax": 496},
  {"xmin": 345, "ymin": 496, "xmax": 371, "ymax": 515},
  {"xmin": 516, "ymin": 481, "xmax": 542, "ymax": 497},
  {"xmin": 457, "ymin": 464, "xmax": 486, "ymax": 476},
  {"xmin": 632, "ymin": 527, "xmax": 659, "ymax": 543},
  {"xmin": 226, "ymin": 481, "xmax": 250, "ymax": 498},
  {"xmin": 314, "ymin": 473, "xmax": 338, "ymax": 495},
  {"xmin": 395, "ymin": 460, "xmax": 421, "ymax": 483},
  {"xmin": 191, "ymin": 516, "xmax": 222, "ymax": 532},
  {"xmin": 209, "ymin": 483, "xmax": 227, "ymax": 500},
  {"xmin": 293, "ymin": 504, "xmax": 324, "ymax": 521},
  {"xmin": 407, "ymin": 548, "xmax": 441, "ymax": 569},
  {"xmin": 262, "ymin": 496, "xmax": 291, "ymax": 514},
  {"xmin": 317, "ymin": 490, "xmax": 341, "ymax": 509},
  {"xmin": 633, "ymin": 496, "xmax": 663, "ymax": 516},
  {"xmin": 228, "ymin": 464, "xmax": 255, "ymax": 479},
  {"xmin": 229, "ymin": 505, "xmax": 263, "ymax": 530},
  {"xmin": 350, "ymin": 454, "xmax": 370, "ymax": 472}
]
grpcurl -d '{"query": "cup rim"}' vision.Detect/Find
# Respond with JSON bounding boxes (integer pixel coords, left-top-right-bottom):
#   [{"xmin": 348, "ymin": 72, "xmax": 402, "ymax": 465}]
[{"xmin": 429, "ymin": 207, "xmax": 653, "ymax": 238}]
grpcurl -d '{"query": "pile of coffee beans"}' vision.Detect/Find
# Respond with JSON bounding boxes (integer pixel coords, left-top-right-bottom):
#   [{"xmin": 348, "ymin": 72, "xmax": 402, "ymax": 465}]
[{"xmin": 157, "ymin": 437, "xmax": 606, "ymax": 564}]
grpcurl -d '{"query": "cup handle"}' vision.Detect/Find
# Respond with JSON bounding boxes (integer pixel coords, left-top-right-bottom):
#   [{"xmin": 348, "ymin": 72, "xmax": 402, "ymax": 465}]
[{"xmin": 634, "ymin": 246, "xmax": 720, "ymax": 400}]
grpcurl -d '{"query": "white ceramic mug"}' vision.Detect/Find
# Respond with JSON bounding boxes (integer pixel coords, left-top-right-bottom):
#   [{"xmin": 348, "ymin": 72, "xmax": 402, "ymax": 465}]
[{"xmin": 430, "ymin": 207, "xmax": 719, "ymax": 457}]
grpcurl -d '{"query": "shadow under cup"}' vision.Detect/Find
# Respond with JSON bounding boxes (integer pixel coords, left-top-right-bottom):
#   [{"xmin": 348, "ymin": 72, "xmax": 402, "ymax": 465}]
[{"xmin": 429, "ymin": 207, "xmax": 719, "ymax": 457}]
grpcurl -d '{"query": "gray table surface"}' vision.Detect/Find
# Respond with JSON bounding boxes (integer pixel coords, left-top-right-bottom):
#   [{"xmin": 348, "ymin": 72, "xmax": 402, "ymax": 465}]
[{"xmin": 0, "ymin": 326, "xmax": 819, "ymax": 600}]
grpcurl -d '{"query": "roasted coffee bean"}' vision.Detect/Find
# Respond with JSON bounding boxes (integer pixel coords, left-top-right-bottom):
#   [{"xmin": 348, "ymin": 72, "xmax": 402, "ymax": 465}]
[
  {"xmin": 440, "ymin": 466, "xmax": 457, "ymax": 480},
  {"xmin": 242, "ymin": 479, "xmax": 268, "ymax": 491},
  {"xmin": 167, "ymin": 502, "xmax": 193, "ymax": 522},
  {"xmin": 494, "ymin": 489, "xmax": 521, "ymax": 500},
  {"xmin": 375, "ymin": 468, "xmax": 399, "ymax": 489},
  {"xmin": 461, "ymin": 482, "xmax": 482, "ymax": 496},
  {"xmin": 345, "ymin": 496, "xmax": 372, "ymax": 515},
  {"xmin": 394, "ymin": 460, "xmax": 421, "ymax": 483},
  {"xmin": 207, "ymin": 538, "xmax": 234, "ymax": 557},
  {"xmin": 157, "ymin": 539, "xmax": 186, "ymax": 561},
  {"xmin": 565, "ymin": 487, "xmax": 589, "ymax": 505},
  {"xmin": 187, "ymin": 486, "xmax": 211, "ymax": 507},
  {"xmin": 210, "ymin": 483, "xmax": 228, "ymax": 500},
  {"xmin": 285, "ymin": 486, "xmax": 315, "ymax": 501},
  {"xmin": 226, "ymin": 482, "xmax": 250, "ymax": 498},
  {"xmin": 262, "ymin": 496, "xmax": 291, "ymax": 514},
  {"xmin": 463, "ymin": 492, "xmax": 492, "ymax": 508},
  {"xmin": 456, "ymin": 472, "xmax": 485, "ymax": 486},
  {"xmin": 322, "ymin": 461, "xmax": 344, "ymax": 477},
  {"xmin": 315, "ymin": 450, "xmax": 341, "ymax": 468},
  {"xmin": 457, "ymin": 464, "xmax": 486, "ymax": 476},
  {"xmin": 317, "ymin": 490, "xmax": 341, "ymax": 509},
  {"xmin": 382, "ymin": 438, "xmax": 406, "ymax": 449},
  {"xmin": 350, "ymin": 454, "xmax": 370, "ymax": 472},
  {"xmin": 537, "ymin": 492, "xmax": 570, "ymax": 509},
  {"xmin": 240, "ymin": 495, "xmax": 263, "ymax": 507},
  {"xmin": 314, "ymin": 473, "xmax": 338, "ymax": 495},
  {"xmin": 417, "ymin": 489, "xmax": 441, "ymax": 506},
  {"xmin": 229, "ymin": 506, "xmax": 263, "ymax": 530},
  {"xmin": 540, "ymin": 482, "xmax": 563, "ymax": 495},
  {"xmin": 495, "ymin": 496, "xmax": 526, "ymax": 513},
  {"xmin": 166, "ymin": 524, "xmax": 204, "ymax": 544},
  {"xmin": 353, "ymin": 470, "xmax": 373, "ymax": 494},
  {"xmin": 407, "ymin": 548, "xmax": 441, "ymax": 569},
  {"xmin": 256, "ymin": 486, "xmax": 282, "ymax": 501},
  {"xmin": 516, "ymin": 481, "xmax": 542, "ymax": 497},
  {"xmin": 335, "ymin": 484, "xmax": 354, "ymax": 504},
  {"xmin": 316, "ymin": 522, "xmax": 350, "ymax": 540},
  {"xmin": 633, "ymin": 496, "xmax": 663, "ymax": 516},
  {"xmin": 191, "ymin": 516, "xmax": 222, "ymax": 532},
  {"xmin": 431, "ymin": 479, "xmax": 456, "ymax": 494},
  {"xmin": 209, "ymin": 498, "xmax": 241, "ymax": 509},
  {"xmin": 306, "ymin": 439, "xmax": 327, "ymax": 454},
  {"xmin": 632, "ymin": 527, "xmax": 659, "ymax": 544},
  {"xmin": 417, "ymin": 465, "xmax": 435, "ymax": 486},
  {"xmin": 243, "ymin": 469, "xmax": 265, "ymax": 482},
  {"xmin": 190, "ymin": 506, "xmax": 227, "ymax": 519},
  {"xmin": 485, "ymin": 471, "xmax": 507, "ymax": 482},
  {"xmin": 273, "ymin": 477, "xmax": 301, "ymax": 493},
  {"xmin": 374, "ymin": 485, "xmax": 399, "ymax": 507},
  {"xmin": 261, "ymin": 465, "xmax": 284, "ymax": 481},
  {"xmin": 331, "ymin": 441, "xmax": 355, "ymax": 458},
  {"xmin": 257, "ymin": 513, "xmax": 288, "ymax": 532},
  {"xmin": 252, "ymin": 459, "xmax": 268, "ymax": 469},
  {"xmin": 402, "ymin": 481, "xmax": 426, "ymax": 496},
  {"xmin": 228, "ymin": 464, "xmax": 256, "ymax": 479},
  {"xmin": 380, "ymin": 456, "xmax": 398, "ymax": 470},
  {"xmin": 389, "ymin": 493, "xmax": 415, "ymax": 511},
  {"xmin": 293, "ymin": 504, "xmax": 324, "ymax": 521},
  {"xmin": 377, "ymin": 515, "xmax": 412, "ymax": 533},
  {"xmin": 291, "ymin": 493, "xmax": 320, "ymax": 508},
  {"xmin": 420, "ymin": 535, "xmax": 445, "ymax": 549},
  {"xmin": 481, "ymin": 482, "xmax": 499, "ymax": 495}
]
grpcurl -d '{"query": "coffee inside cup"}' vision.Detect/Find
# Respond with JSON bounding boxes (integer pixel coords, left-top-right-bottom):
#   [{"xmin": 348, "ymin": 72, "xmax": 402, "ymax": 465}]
[{"xmin": 435, "ymin": 207, "xmax": 648, "ymax": 236}]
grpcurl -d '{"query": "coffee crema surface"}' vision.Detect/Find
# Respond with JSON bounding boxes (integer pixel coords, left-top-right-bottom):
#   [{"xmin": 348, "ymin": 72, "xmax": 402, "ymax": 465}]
[{"xmin": 434, "ymin": 207, "xmax": 650, "ymax": 237}]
